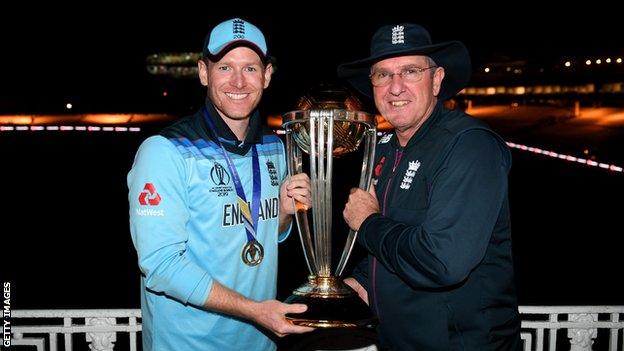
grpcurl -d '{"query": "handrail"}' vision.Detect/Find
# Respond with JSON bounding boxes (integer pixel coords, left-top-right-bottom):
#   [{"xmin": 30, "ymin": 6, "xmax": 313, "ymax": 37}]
[{"xmin": 6, "ymin": 306, "xmax": 624, "ymax": 351}]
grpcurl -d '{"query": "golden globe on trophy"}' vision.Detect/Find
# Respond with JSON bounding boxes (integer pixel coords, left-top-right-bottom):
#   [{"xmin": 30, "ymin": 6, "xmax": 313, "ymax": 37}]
[{"xmin": 282, "ymin": 85, "xmax": 377, "ymax": 328}]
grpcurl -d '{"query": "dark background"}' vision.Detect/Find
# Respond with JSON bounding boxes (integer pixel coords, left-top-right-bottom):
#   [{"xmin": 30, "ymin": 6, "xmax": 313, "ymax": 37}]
[{"xmin": 2, "ymin": 3, "xmax": 623, "ymax": 114}]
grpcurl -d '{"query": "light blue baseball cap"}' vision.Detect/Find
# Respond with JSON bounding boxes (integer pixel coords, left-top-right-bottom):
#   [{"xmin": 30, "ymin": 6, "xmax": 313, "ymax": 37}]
[{"xmin": 203, "ymin": 18, "xmax": 268, "ymax": 60}]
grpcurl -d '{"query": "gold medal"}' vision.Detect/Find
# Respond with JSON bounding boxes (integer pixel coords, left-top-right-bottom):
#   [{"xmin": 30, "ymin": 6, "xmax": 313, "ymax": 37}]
[{"xmin": 242, "ymin": 240, "xmax": 264, "ymax": 266}]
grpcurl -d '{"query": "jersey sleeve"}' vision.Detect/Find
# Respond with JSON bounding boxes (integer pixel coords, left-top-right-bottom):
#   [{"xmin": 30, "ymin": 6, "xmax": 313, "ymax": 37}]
[{"xmin": 128, "ymin": 135, "xmax": 213, "ymax": 306}]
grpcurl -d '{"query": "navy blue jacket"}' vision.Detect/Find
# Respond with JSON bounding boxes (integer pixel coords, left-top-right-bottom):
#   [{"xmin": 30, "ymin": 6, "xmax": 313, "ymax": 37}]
[{"xmin": 353, "ymin": 103, "xmax": 521, "ymax": 350}]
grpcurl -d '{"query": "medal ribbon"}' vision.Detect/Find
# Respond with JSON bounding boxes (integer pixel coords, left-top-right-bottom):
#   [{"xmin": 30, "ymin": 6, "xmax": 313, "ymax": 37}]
[{"xmin": 202, "ymin": 108, "xmax": 261, "ymax": 244}]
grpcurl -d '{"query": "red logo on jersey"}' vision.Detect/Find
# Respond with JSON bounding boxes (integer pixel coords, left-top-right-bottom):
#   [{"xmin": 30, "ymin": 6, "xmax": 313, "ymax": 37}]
[
  {"xmin": 374, "ymin": 156, "xmax": 386, "ymax": 177},
  {"xmin": 138, "ymin": 183, "xmax": 161, "ymax": 206}
]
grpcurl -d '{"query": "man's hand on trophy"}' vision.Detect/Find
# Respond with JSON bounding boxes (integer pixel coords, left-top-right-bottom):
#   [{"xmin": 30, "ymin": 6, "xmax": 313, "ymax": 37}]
[
  {"xmin": 279, "ymin": 173, "xmax": 312, "ymax": 215},
  {"xmin": 251, "ymin": 300, "xmax": 315, "ymax": 337},
  {"xmin": 343, "ymin": 184, "xmax": 380, "ymax": 231}
]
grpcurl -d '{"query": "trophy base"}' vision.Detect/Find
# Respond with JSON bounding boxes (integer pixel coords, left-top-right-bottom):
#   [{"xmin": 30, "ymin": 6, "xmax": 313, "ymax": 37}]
[{"xmin": 284, "ymin": 276, "xmax": 377, "ymax": 328}]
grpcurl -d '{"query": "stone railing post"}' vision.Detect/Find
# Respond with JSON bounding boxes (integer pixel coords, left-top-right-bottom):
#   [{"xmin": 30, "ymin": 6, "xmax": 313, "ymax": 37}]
[
  {"xmin": 85, "ymin": 317, "xmax": 117, "ymax": 351},
  {"xmin": 567, "ymin": 313, "xmax": 597, "ymax": 351}
]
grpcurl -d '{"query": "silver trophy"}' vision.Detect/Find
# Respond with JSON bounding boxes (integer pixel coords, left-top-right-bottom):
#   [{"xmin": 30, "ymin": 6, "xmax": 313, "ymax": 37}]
[{"xmin": 282, "ymin": 86, "xmax": 377, "ymax": 328}]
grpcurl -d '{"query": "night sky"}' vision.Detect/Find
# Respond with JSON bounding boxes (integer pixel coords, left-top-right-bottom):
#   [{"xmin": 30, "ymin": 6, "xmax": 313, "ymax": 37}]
[{"xmin": 1, "ymin": 3, "xmax": 622, "ymax": 114}]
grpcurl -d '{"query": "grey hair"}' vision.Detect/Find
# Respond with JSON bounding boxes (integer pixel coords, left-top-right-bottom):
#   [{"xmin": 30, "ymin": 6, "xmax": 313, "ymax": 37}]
[{"xmin": 425, "ymin": 56, "xmax": 437, "ymax": 67}]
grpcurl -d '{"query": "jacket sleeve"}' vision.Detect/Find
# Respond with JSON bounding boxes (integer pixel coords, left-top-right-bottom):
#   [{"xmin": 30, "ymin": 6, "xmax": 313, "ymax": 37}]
[
  {"xmin": 350, "ymin": 257, "xmax": 370, "ymax": 292},
  {"xmin": 128, "ymin": 136, "xmax": 212, "ymax": 306},
  {"xmin": 357, "ymin": 129, "xmax": 510, "ymax": 288}
]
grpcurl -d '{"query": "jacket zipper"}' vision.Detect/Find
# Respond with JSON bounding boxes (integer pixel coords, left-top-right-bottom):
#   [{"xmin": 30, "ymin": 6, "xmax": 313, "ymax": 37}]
[{"xmin": 372, "ymin": 148, "xmax": 403, "ymax": 319}]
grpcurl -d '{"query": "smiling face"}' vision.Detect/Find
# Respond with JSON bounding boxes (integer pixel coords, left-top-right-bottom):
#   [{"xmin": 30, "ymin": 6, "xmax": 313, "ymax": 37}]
[
  {"xmin": 198, "ymin": 46, "xmax": 272, "ymax": 124},
  {"xmin": 371, "ymin": 55, "xmax": 444, "ymax": 146}
]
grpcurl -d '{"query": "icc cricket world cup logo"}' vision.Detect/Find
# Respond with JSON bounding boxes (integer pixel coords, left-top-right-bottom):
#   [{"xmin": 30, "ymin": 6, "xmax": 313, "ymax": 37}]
[{"xmin": 210, "ymin": 162, "xmax": 230, "ymax": 186}]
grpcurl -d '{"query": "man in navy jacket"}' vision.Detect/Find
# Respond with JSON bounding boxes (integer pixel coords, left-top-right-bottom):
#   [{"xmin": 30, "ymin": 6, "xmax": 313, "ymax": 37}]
[{"xmin": 339, "ymin": 23, "xmax": 521, "ymax": 350}]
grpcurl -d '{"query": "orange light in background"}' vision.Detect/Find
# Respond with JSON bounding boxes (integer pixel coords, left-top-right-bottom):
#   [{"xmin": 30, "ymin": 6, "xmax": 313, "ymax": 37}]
[
  {"xmin": 267, "ymin": 115, "xmax": 282, "ymax": 129},
  {"xmin": 376, "ymin": 115, "xmax": 392, "ymax": 131},
  {"xmin": 0, "ymin": 115, "xmax": 33, "ymax": 124},
  {"xmin": 0, "ymin": 114, "xmax": 174, "ymax": 125},
  {"xmin": 82, "ymin": 114, "xmax": 134, "ymax": 124},
  {"xmin": 124, "ymin": 114, "xmax": 172, "ymax": 124},
  {"xmin": 596, "ymin": 111, "xmax": 624, "ymax": 126},
  {"xmin": 32, "ymin": 115, "xmax": 77, "ymax": 124}
]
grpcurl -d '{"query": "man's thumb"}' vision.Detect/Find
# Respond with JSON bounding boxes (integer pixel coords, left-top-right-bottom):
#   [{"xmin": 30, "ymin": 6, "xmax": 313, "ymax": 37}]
[{"xmin": 289, "ymin": 303, "xmax": 308, "ymax": 313}]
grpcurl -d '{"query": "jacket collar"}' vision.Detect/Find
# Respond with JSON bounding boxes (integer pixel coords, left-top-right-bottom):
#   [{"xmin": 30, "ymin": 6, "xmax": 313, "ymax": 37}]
[
  {"xmin": 391, "ymin": 101, "xmax": 444, "ymax": 149},
  {"xmin": 203, "ymin": 100, "xmax": 263, "ymax": 155}
]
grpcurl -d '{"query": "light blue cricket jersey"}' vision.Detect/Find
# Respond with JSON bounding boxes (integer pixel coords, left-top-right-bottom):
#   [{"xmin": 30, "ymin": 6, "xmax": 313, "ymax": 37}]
[{"xmin": 128, "ymin": 106, "xmax": 291, "ymax": 350}]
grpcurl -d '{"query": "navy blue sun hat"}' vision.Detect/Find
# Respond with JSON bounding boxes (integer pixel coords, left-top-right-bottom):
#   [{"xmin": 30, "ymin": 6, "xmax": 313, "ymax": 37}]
[
  {"xmin": 337, "ymin": 23, "xmax": 471, "ymax": 100},
  {"xmin": 203, "ymin": 18, "xmax": 268, "ymax": 61}
]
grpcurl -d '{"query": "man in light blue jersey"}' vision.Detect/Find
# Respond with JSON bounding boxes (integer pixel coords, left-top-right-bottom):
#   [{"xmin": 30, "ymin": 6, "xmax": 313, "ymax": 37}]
[{"xmin": 128, "ymin": 18, "xmax": 314, "ymax": 351}]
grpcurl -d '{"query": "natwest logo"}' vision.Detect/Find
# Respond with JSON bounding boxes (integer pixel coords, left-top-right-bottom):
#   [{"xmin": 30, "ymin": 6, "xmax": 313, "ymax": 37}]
[{"xmin": 138, "ymin": 183, "xmax": 162, "ymax": 206}]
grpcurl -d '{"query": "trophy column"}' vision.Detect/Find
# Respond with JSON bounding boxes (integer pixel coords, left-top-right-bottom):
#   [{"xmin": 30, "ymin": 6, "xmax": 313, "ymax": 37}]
[{"xmin": 282, "ymin": 109, "xmax": 377, "ymax": 328}]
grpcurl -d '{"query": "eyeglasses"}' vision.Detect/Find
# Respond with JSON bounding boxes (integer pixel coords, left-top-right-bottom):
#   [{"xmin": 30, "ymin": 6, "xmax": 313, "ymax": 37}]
[{"xmin": 369, "ymin": 66, "xmax": 438, "ymax": 87}]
